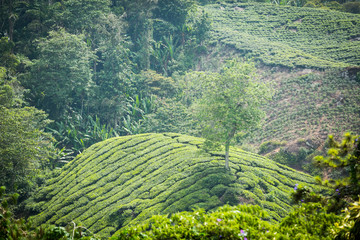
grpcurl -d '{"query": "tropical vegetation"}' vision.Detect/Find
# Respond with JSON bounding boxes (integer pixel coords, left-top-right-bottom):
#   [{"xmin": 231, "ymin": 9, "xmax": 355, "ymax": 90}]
[{"xmin": 1, "ymin": 0, "xmax": 360, "ymax": 239}]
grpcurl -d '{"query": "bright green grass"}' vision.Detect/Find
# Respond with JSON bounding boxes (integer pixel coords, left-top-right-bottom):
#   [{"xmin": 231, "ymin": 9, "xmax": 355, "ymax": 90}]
[
  {"xmin": 204, "ymin": 3, "xmax": 360, "ymax": 68},
  {"xmin": 26, "ymin": 133, "xmax": 324, "ymax": 238}
]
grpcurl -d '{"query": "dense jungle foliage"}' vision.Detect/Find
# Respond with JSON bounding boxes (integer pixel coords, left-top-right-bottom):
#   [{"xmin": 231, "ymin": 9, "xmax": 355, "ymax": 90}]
[{"xmin": 1, "ymin": 0, "xmax": 360, "ymax": 239}]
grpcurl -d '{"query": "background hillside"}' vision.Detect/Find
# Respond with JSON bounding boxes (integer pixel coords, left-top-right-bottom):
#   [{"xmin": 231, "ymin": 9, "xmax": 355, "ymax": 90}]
[
  {"xmin": 203, "ymin": 2, "xmax": 360, "ymax": 69},
  {"xmin": 26, "ymin": 133, "xmax": 323, "ymax": 237},
  {"xmin": 196, "ymin": 2, "xmax": 360, "ymax": 171}
]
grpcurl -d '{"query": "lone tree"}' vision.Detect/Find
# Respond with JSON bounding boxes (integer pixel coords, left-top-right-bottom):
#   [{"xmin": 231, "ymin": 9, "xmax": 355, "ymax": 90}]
[{"xmin": 194, "ymin": 59, "xmax": 272, "ymax": 170}]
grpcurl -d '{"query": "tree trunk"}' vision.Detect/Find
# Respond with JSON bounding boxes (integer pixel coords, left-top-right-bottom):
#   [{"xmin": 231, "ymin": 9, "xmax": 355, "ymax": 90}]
[
  {"xmin": 8, "ymin": 0, "xmax": 14, "ymax": 43},
  {"xmin": 145, "ymin": 19, "xmax": 152, "ymax": 70},
  {"xmin": 224, "ymin": 126, "xmax": 237, "ymax": 171},
  {"xmin": 225, "ymin": 140, "xmax": 230, "ymax": 171}
]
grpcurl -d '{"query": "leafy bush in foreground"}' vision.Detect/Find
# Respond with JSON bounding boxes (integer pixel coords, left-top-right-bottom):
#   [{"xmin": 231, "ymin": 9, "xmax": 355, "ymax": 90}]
[
  {"xmin": 110, "ymin": 203, "xmax": 343, "ymax": 240},
  {"xmin": 334, "ymin": 199, "xmax": 360, "ymax": 240},
  {"xmin": 279, "ymin": 202, "xmax": 340, "ymax": 239},
  {"xmin": 110, "ymin": 204, "xmax": 273, "ymax": 240}
]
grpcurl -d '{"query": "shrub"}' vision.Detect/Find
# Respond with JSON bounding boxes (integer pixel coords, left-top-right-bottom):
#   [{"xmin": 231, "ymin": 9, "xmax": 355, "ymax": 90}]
[
  {"xmin": 258, "ymin": 140, "xmax": 287, "ymax": 154},
  {"xmin": 111, "ymin": 203, "xmax": 343, "ymax": 240},
  {"xmin": 333, "ymin": 199, "xmax": 360, "ymax": 240}
]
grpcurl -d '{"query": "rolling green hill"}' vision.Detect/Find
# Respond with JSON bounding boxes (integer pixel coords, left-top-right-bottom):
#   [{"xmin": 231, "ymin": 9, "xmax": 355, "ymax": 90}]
[
  {"xmin": 26, "ymin": 133, "xmax": 324, "ymax": 238},
  {"xmin": 204, "ymin": 2, "xmax": 360, "ymax": 69}
]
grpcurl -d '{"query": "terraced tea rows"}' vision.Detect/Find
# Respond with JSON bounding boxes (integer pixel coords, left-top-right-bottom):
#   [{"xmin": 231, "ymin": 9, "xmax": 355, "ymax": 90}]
[
  {"xmin": 26, "ymin": 133, "xmax": 323, "ymax": 238},
  {"xmin": 249, "ymin": 70, "xmax": 360, "ymax": 145},
  {"xmin": 205, "ymin": 3, "xmax": 360, "ymax": 68}
]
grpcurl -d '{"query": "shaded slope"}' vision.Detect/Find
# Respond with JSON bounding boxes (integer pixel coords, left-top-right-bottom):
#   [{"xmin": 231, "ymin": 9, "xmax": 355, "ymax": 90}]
[
  {"xmin": 205, "ymin": 3, "xmax": 360, "ymax": 68},
  {"xmin": 26, "ymin": 133, "xmax": 323, "ymax": 237}
]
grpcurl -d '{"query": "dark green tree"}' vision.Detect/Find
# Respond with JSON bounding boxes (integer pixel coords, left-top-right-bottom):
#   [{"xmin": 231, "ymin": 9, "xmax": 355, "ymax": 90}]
[
  {"xmin": 0, "ymin": 44, "xmax": 53, "ymax": 193},
  {"xmin": 0, "ymin": 37, "xmax": 19, "ymax": 83},
  {"xmin": 92, "ymin": 19, "xmax": 134, "ymax": 126},
  {"xmin": 0, "ymin": 0, "xmax": 20, "ymax": 42},
  {"xmin": 119, "ymin": 0, "xmax": 158, "ymax": 70},
  {"xmin": 153, "ymin": 0, "xmax": 195, "ymax": 35},
  {"xmin": 0, "ymin": 105, "xmax": 53, "ymax": 193},
  {"xmin": 56, "ymin": 0, "xmax": 112, "ymax": 36},
  {"xmin": 54, "ymin": 0, "xmax": 135, "ymax": 125},
  {"xmin": 314, "ymin": 133, "xmax": 360, "ymax": 200},
  {"xmin": 23, "ymin": 29, "xmax": 95, "ymax": 120}
]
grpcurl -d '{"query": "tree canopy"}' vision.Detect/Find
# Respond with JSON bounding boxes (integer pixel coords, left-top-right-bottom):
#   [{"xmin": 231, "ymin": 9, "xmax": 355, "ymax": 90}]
[
  {"xmin": 193, "ymin": 59, "xmax": 273, "ymax": 170},
  {"xmin": 23, "ymin": 29, "xmax": 95, "ymax": 120}
]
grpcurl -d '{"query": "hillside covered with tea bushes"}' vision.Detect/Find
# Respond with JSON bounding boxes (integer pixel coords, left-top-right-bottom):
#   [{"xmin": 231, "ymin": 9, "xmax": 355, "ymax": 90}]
[
  {"xmin": 25, "ymin": 133, "xmax": 324, "ymax": 237},
  {"xmin": 204, "ymin": 2, "xmax": 360, "ymax": 69},
  {"xmin": 251, "ymin": 70, "xmax": 360, "ymax": 145}
]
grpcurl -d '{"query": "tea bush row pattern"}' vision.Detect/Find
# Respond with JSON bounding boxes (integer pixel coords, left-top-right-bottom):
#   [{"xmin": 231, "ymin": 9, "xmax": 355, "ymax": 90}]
[
  {"xmin": 249, "ymin": 71, "xmax": 360, "ymax": 144},
  {"xmin": 205, "ymin": 3, "xmax": 360, "ymax": 68},
  {"xmin": 26, "ymin": 133, "xmax": 324, "ymax": 237}
]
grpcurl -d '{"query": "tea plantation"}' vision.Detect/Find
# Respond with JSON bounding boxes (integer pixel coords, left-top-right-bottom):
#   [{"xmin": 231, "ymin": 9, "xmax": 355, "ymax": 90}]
[
  {"xmin": 251, "ymin": 70, "xmax": 360, "ymax": 144},
  {"xmin": 205, "ymin": 3, "xmax": 360, "ymax": 68},
  {"xmin": 26, "ymin": 133, "xmax": 324, "ymax": 238}
]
